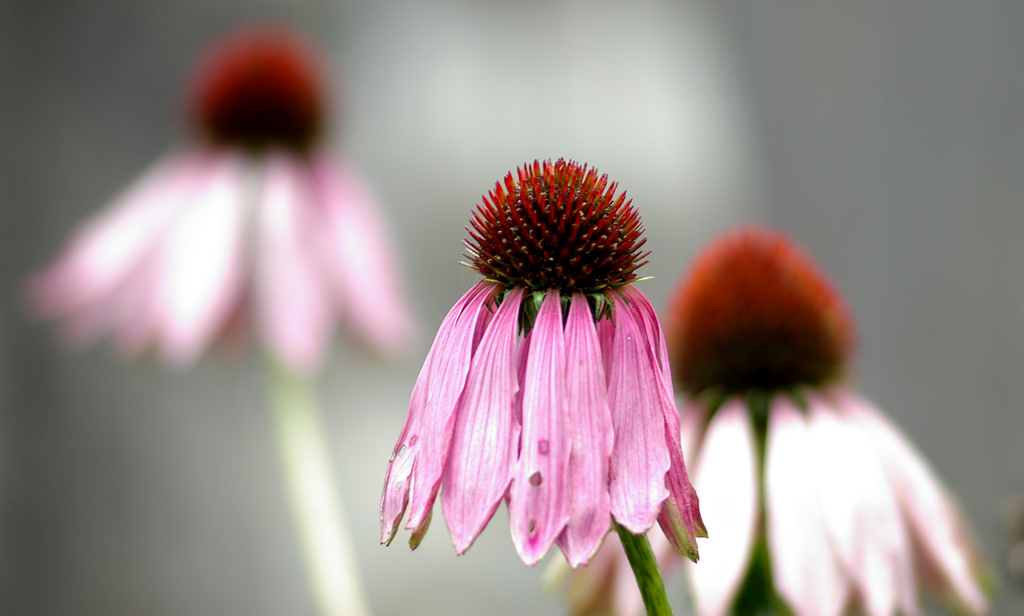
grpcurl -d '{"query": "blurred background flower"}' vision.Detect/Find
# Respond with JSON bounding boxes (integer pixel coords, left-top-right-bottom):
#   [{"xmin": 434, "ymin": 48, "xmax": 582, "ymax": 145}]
[
  {"xmin": 25, "ymin": 23, "xmax": 413, "ymax": 373},
  {"xmin": 3, "ymin": 0, "xmax": 1024, "ymax": 615}
]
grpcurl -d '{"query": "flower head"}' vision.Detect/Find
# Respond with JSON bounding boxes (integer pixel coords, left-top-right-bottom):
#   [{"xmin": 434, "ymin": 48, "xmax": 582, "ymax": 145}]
[
  {"xmin": 26, "ymin": 23, "xmax": 413, "ymax": 372},
  {"xmin": 564, "ymin": 226, "xmax": 989, "ymax": 616},
  {"xmin": 380, "ymin": 159, "xmax": 705, "ymax": 567}
]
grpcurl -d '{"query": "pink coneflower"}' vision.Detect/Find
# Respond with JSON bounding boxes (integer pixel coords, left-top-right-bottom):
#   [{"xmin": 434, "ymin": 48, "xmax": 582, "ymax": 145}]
[
  {"xmin": 380, "ymin": 159, "xmax": 705, "ymax": 569},
  {"xmin": 564, "ymin": 226, "xmax": 990, "ymax": 616},
  {"xmin": 27, "ymin": 24, "xmax": 413, "ymax": 373}
]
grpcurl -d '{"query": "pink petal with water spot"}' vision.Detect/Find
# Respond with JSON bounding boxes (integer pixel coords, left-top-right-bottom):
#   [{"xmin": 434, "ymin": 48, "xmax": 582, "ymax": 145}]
[
  {"xmin": 510, "ymin": 289, "xmax": 571, "ymax": 565},
  {"xmin": 310, "ymin": 152, "xmax": 415, "ymax": 359},
  {"xmin": 441, "ymin": 287, "xmax": 523, "ymax": 554},
  {"xmin": 558, "ymin": 292, "xmax": 614, "ymax": 567},
  {"xmin": 379, "ymin": 281, "xmax": 497, "ymax": 545},
  {"xmin": 153, "ymin": 152, "xmax": 247, "ymax": 366},
  {"xmin": 684, "ymin": 398, "xmax": 759, "ymax": 616},
  {"xmin": 806, "ymin": 395, "xmax": 918, "ymax": 616},
  {"xmin": 838, "ymin": 391, "xmax": 987, "ymax": 616},
  {"xmin": 605, "ymin": 292, "xmax": 670, "ymax": 534},
  {"xmin": 256, "ymin": 153, "xmax": 332, "ymax": 373},
  {"xmin": 765, "ymin": 396, "xmax": 849, "ymax": 616}
]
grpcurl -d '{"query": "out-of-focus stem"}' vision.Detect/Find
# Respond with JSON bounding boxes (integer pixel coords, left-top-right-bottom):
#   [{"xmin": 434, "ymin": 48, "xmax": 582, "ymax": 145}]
[{"xmin": 267, "ymin": 358, "xmax": 371, "ymax": 616}]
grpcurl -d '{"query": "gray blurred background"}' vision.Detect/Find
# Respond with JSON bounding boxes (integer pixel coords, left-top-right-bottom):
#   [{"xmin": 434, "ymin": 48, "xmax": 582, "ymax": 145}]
[{"xmin": 1, "ymin": 0, "xmax": 1023, "ymax": 614}]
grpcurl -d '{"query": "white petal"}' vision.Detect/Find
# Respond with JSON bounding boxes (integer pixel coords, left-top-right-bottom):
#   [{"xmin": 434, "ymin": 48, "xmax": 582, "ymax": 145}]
[
  {"xmin": 807, "ymin": 395, "xmax": 918, "ymax": 616},
  {"xmin": 256, "ymin": 153, "xmax": 333, "ymax": 373},
  {"xmin": 839, "ymin": 392, "xmax": 987, "ymax": 616},
  {"xmin": 684, "ymin": 398, "xmax": 759, "ymax": 616},
  {"xmin": 154, "ymin": 152, "xmax": 247, "ymax": 366},
  {"xmin": 764, "ymin": 396, "xmax": 849, "ymax": 616}
]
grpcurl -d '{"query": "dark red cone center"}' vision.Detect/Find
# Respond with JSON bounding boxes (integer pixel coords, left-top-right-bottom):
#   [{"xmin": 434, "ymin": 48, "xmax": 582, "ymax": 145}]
[
  {"xmin": 464, "ymin": 159, "xmax": 648, "ymax": 294},
  {"xmin": 189, "ymin": 25, "xmax": 326, "ymax": 151},
  {"xmin": 665, "ymin": 227, "xmax": 854, "ymax": 395}
]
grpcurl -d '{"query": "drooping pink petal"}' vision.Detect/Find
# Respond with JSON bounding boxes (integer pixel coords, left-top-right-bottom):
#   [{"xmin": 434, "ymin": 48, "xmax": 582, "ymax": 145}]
[
  {"xmin": 622, "ymin": 286, "xmax": 705, "ymax": 557},
  {"xmin": 255, "ymin": 152, "xmax": 333, "ymax": 373},
  {"xmin": 58, "ymin": 247, "xmax": 159, "ymax": 356},
  {"xmin": 153, "ymin": 152, "xmax": 247, "ymax": 366},
  {"xmin": 558, "ymin": 292, "xmax": 614, "ymax": 567},
  {"xmin": 806, "ymin": 395, "xmax": 918, "ymax": 616},
  {"xmin": 619, "ymin": 284, "xmax": 672, "ymax": 385},
  {"xmin": 510, "ymin": 289, "xmax": 572, "ymax": 565},
  {"xmin": 605, "ymin": 292, "xmax": 670, "ymax": 534},
  {"xmin": 839, "ymin": 392, "xmax": 988, "ymax": 616},
  {"xmin": 28, "ymin": 152, "xmax": 219, "ymax": 356},
  {"xmin": 310, "ymin": 152, "xmax": 415, "ymax": 359},
  {"xmin": 380, "ymin": 280, "xmax": 498, "ymax": 545},
  {"xmin": 765, "ymin": 396, "xmax": 849, "ymax": 616},
  {"xmin": 26, "ymin": 151, "xmax": 205, "ymax": 321},
  {"xmin": 441, "ymin": 287, "xmax": 524, "ymax": 554},
  {"xmin": 684, "ymin": 398, "xmax": 759, "ymax": 616}
]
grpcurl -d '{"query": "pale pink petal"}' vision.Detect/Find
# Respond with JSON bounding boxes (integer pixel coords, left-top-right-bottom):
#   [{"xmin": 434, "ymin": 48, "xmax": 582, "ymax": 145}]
[
  {"xmin": 256, "ymin": 152, "xmax": 333, "ymax": 373},
  {"xmin": 153, "ymin": 152, "xmax": 247, "ymax": 366},
  {"xmin": 380, "ymin": 280, "xmax": 498, "ymax": 545},
  {"xmin": 558, "ymin": 292, "xmax": 614, "ymax": 567},
  {"xmin": 622, "ymin": 287, "xmax": 705, "ymax": 557},
  {"xmin": 684, "ymin": 398, "xmax": 759, "ymax": 616},
  {"xmin": 765, "ymin": 396, "xmax": 849, "ymax": 616},
  {"xmin": 26, "ymin": 151, "xmax": 206, "ymax": 320},
  {"xmin": 441, "ymin": 287, "xmax": 523, "ymax": 554},
  {"xmin": 28, "ymin": 152, "xmax": 218, "ymax": 355},
  {"xmin": 309, "ymin": 153, "xmax": 415, "ymax": 358},
  {"xmin": 605, "ymin": 293, "xmax": 670, "ymax": 534},
  {"xmin": 806, "ymin": 395, "xmax": 918, "ymax": 616},
  {"xmin": 839, "ymin": 392, "xmax": 988, "ymax": 616},
  {"xmin": 510, "ymin": 289, "xmax": 572, "ymax": 565},
  {"xmin": 56, "ymin": 250, "xmax": 158, "ymax": 354}
]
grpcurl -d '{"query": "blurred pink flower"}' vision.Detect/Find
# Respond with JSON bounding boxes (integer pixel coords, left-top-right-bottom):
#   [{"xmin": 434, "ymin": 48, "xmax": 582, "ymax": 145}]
[
  {"xmin": 563, "ymin": 227, "xmax": 989, "ymax": 616},
  {"xmin": 26, "ymin": 24, "xmax": 413, "ymax": 373},
  {"xmin": 380, "ymin": 160, "xmax": 705, "ymax": 567}
]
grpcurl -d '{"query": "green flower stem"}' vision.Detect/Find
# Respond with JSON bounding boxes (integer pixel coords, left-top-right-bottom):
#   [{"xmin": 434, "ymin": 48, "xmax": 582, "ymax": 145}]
[
  {"xmin": 267, "ymin": 359, "xmax": 371, "ymax": 616},
  {"xmin": 614, "ymin": 521, "xmax": 674, "ymax": 616}
]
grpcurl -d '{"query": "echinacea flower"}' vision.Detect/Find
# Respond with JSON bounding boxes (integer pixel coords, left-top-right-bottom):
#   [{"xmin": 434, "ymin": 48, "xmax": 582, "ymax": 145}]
[
  {"xmin": 27, "ymin": 24, "xmax": 413, "ymax": 373},
  {"xmin": 380, "ymin": 159, "xmax": 705, "ymax": 568},
  {"xmin": 564, "ymin": 226, "xmax": 990, "ymax": 616}
]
